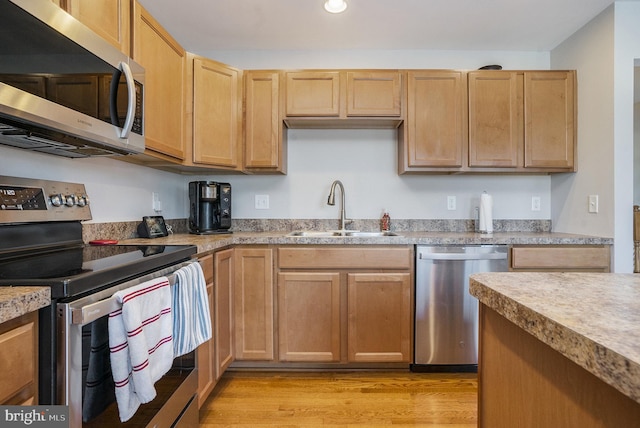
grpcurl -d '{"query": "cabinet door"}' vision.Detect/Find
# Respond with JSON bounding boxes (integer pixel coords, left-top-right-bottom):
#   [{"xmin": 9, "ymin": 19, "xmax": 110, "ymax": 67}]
[
  {"xmin": 404, "ymin": 70, "xmax": 466, "ymax": 169},
  {"xmin": 524, "ymin": 71, "xmax": 575, "ymax": 169},
  {"xmin": 196, "ymin": 255, "xmax": 215, "ymax": 408},
  {"xmin": 285, "ymin": 71, "xmax": 340, "ymax": 116},
  {"xmin": 278, "ymin": 272, "xmax": 341, "ymax": 362},
  {"xmin": 66, "ymin": 0, "xmax": 130, "ymax": 55},
  {"xmin": 244, "ymin": 71, "xmax": 285, "ymax": 172},
  {"xmin": 234, "ymin": 247, "xmax": 275, "ymax": 360},
  {"xmin": 346, "ymin": 71, "xmax": 401, "ymax": 117},
  {"xmin": 132, "ymin": 1, "xmax": 186, "ymax": 160},
  {"xmin": 0, "ymin": 312, "xmax": 38, "ymax": 405},
  {"xmin": 468, "ymin": 71, "xmax": 521, "ymax": 167},
  {"xmin": 214, "ymin": 249, "xmax": 234, "ymax": 378},
  {"xmin": 193, "ymin": 58, "xmax": 242, "ymax": 169},
  {"xmin": 347, "ymin": 273, "xmax": 411, "ymax": 362}
]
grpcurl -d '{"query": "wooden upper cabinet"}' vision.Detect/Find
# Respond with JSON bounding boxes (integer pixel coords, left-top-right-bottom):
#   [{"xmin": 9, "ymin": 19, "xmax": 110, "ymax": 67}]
[
  {"xmin": 285, "ymin": 71, "xmax": 340, "ymax": 117},
  {"xmin": 65, "ymin": 0, "xmax": 130, "ymax": 55},
  {"xmin": 132, "ymin": 1, "xmax": 186, "ymax": 160},
  {"xmin": 244, "ymin": 71, "xmax": 285, "ymax": 173},
  {"xmin": 192, "ymin": 57, "xmax": 242, "ymax": 169},
  {"xmin": 401, "ymin": 70, "xmax": 466, "ymax": 171},
  {"xmin": 467, "ymin": 70, "xmax": 576, "ymax": 172},
  {"xmin": 285, "ymin": 70, "xmax": 403, "ymax": 120},
  {"xmin": 468, "ymin": 71, "xmax": 521, "ymax": 168},
  {"xmin": 346, "ymin": 71, "xmax": 402, "ymax": 117},
  {"xmin": 524, "ymin": 71, "xmax": 575, "ymax": 170}
]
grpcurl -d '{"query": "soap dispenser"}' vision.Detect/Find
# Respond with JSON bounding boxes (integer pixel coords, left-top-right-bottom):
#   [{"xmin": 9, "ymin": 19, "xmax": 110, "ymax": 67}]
[{"xmin": 381, "ymin": 210, "xmax": 391, "ymax": 231}]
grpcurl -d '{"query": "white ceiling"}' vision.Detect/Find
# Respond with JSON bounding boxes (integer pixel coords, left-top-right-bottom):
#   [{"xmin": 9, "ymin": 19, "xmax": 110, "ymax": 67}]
[{"xmin": 137, "ymin": 0, "xmax": 617, "ymax": 53}]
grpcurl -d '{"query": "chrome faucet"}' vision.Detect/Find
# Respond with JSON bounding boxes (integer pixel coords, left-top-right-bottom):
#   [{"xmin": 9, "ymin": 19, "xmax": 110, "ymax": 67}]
[{"xmin": 327, "ymin": 180, "xmax": 352, "ymax": 231}]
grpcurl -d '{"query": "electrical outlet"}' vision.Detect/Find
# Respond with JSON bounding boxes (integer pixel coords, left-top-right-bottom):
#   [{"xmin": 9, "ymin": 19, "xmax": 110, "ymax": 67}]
[
  {"xmin": 255, "ymin": 194, "xmax": 270, "ymax": 210},
  {"xmin": 588, "ymin": 195, "xmax": 599, "ymax": 213},
  {"xmin": 531, "ymin": 196, "xmax": 541, "ymax": 212},
  {"xmin": 447, "ymin": 196, "xmax": 456, "ymax": 211}
]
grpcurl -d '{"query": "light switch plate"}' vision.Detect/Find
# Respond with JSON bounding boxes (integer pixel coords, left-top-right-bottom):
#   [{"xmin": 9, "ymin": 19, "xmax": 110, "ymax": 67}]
[
  {"xmin": 588, "ymin": 195, "xmax": 599, "ymax": 213},
  {"xmin": 255, "ymin": 194, "xmax": 270, "ymax": 210},
  {"xmin": 447, "ymin": 196, "xmax": 456, "ymax": 210}
]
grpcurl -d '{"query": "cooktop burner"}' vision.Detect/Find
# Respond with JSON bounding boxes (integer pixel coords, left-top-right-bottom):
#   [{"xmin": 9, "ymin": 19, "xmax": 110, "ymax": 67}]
[{"xmin": 0, "ymin": 244, "xmax": 197, "ymax": 299}]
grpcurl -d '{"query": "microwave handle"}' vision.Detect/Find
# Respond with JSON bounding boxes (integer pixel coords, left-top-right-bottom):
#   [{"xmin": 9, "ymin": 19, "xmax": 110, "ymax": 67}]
[{"xmin": 119, "ymin": 61, "xmax": 136, "ymax": 139}]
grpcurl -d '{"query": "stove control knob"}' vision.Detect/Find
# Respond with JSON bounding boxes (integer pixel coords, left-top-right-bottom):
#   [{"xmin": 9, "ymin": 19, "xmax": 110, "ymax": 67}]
[
  {"xmin": 77, "ymin": 195, "xmax": 89, "ymax": 207},
  {"xmin": 65, "ymin": 194, "xmax": 78, "ymax": 207},
  {"xmin": 50, "ymin": 194, "xmax": 63, "ymax": 207}
]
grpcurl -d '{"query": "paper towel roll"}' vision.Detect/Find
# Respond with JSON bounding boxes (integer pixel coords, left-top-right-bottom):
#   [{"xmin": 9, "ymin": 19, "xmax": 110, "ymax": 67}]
[{"xmin": 479, "ymin": 192, "xmax": 493, "ymax": 233}]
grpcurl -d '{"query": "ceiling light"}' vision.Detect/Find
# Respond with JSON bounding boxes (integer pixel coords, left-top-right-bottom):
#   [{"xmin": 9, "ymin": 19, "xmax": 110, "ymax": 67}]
[{"xmin": 324, "ymin": 0, "xmax": 347, "ymax": 14}]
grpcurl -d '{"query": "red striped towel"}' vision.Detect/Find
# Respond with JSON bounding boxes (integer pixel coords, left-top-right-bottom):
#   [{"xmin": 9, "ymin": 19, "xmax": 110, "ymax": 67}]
[{"xmin": 108, "ymin": 276, "xmax": 174, "ymax": 422}]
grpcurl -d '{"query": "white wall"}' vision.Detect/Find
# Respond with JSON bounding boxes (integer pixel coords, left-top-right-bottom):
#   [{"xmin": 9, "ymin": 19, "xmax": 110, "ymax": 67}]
[
  {"xmin": 199, "ymin": 49, "xmax": 549, "ymax": 71},
  {"xmin": 0, "ymin": 146, "xmax": 187, "ymax": 223},
  {"xmin": 551, "ymin": 2, "xmax": 640, "ymax": 272},
  {"xmin": 550, "ymin": 7, "xmax": 615, "ymax": 237},
  {"xmin": 194, "ymin": 129, "xmax": 551, "ymax": 220}
]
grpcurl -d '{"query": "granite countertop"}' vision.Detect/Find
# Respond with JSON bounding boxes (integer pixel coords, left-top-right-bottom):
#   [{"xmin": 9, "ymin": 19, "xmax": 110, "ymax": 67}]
[
  {"xmin": 469, "ymin": 272, "xmax": 640, "ymax": 405},
  {"xmin": 119, "ymin": 231, "xmax": 613, "ymax": 255},
  {"xmin": 0, "ymin": 286, "xmax": 51, "ymax": 324}
]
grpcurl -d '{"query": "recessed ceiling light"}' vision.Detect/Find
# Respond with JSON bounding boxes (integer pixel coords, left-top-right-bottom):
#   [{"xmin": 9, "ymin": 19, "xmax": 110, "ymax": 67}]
[{"xmin": 324, "ymin": 0, "xmax": 347, "ymax": 14}]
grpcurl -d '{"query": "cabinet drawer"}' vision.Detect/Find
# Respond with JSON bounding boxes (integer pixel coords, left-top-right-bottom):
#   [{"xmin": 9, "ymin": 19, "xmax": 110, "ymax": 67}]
[
  {"xmin": 278, "ymin": 246, "xmax": 411, "ymax": 270},
  {"xmin": 510, "ymin": 246, "xmax": 610, "ymax": 271}
]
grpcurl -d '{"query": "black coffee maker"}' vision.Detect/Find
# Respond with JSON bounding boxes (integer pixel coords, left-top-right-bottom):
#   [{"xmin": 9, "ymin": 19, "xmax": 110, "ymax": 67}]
[{"xmin": 188, "ymin": 181, "xmax": 232, "ymax": 234}]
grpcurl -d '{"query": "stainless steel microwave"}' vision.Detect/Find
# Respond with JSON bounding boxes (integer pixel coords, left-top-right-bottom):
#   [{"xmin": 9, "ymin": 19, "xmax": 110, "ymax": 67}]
[{"xmin": 0, "ymin": 0, "xmax": 145, "ymax": 158}]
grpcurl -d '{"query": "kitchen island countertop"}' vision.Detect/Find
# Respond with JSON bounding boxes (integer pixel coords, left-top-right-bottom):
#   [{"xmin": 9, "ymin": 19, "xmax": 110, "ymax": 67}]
[{"xmin": 469, "ymin": 272, "xmax": 640, "ymax": 405}]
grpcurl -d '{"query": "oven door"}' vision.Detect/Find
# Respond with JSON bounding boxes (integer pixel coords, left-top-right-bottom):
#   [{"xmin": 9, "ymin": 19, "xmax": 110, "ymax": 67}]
[{"xmin": 57, "ymin": 261, "xmax": 197, "ymax": 427}]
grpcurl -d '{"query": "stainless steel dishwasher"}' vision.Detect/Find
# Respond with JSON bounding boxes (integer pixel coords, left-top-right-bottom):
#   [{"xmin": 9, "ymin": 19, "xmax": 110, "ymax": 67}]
[{"xmin": 412, "ymin": 245, "xmax": 508, "ymax": 372}]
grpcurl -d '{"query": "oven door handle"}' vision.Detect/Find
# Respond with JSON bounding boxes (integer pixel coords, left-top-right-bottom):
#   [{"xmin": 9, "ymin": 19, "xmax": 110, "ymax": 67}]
[{"xmin": 68, "ymin": 260, "xmax": 195, "ymax": 325}]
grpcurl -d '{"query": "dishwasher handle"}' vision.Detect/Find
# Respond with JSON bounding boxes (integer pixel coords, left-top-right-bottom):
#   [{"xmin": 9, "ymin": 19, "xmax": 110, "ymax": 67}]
[{"xmin": 418, "ymin": 251, "xmax": 507, "ymax": 261}]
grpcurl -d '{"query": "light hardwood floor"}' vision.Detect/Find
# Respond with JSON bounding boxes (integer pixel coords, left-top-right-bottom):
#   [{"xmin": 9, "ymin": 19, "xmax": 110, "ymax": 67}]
[{"xmin": 199, "ymin": 371, "xmax": 477, "ymax": 427}]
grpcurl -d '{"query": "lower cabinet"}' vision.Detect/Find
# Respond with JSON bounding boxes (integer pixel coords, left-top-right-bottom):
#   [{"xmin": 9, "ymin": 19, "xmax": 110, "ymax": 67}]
[
  {"xmin": 0, "ymin": 311, "xmax": 38, "ymax": 405},
  {"xmin": 196, "ymin": 254, "xmax": 215, "ymax": 408},
  {"xmin": 347, "ymin": 273, "xmax": 411, "ymax": 363},
  {"xmin": 278, "ymin": 272, "xmax": 341, "ymax": 362},
  {"xmin": 233, "ymin": 247, "xmax": 275, "ymax": 361},
  {"xmin": 277, "ymin": 246, "xmax": 413, "ymax": 365},
  {"xmin": 196, "ymin": 249, "xmax": 234, "ymax": 408},
  {"xmin": 214, "ymin": 249, "xmax": 235, "ymax": 377}
]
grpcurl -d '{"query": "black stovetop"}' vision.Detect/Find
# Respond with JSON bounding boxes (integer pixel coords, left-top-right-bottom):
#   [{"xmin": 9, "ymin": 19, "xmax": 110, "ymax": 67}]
[{"xmin": 0, "ymin": 243, "xmax": 197, "ymax": 299}]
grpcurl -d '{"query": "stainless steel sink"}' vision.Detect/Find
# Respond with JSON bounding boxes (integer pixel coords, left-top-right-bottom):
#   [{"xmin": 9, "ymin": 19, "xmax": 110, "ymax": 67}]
[
  {"xmin": 286, "ymin": 231, "xmax": 345, "ymax": 237},
  {"xmin": 344, "ymin": 231, "xmax": 401, "ymax": 237},
  {"xmin": 286, "ymin": 230, "xmax": 401, "ymax": 237}
]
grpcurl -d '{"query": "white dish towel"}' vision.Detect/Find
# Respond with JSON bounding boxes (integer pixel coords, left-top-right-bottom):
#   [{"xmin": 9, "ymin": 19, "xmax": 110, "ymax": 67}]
[
  {"xmin": 479, "ymin": 191, "xmax": 493, "ymax": 234},
  {"xmin": 172, "ymin": 261, "xmax": 212, "ymax": 358},
  {"xmin": 108, "ymin": 276, "xmax": 174, "ymax": 422}
]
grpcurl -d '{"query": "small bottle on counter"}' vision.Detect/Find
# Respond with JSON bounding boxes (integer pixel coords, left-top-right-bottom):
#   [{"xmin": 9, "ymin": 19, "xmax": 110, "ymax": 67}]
[{"xmin": 380, "ymin": 210, "xmax": 391, "ymax": 231}]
